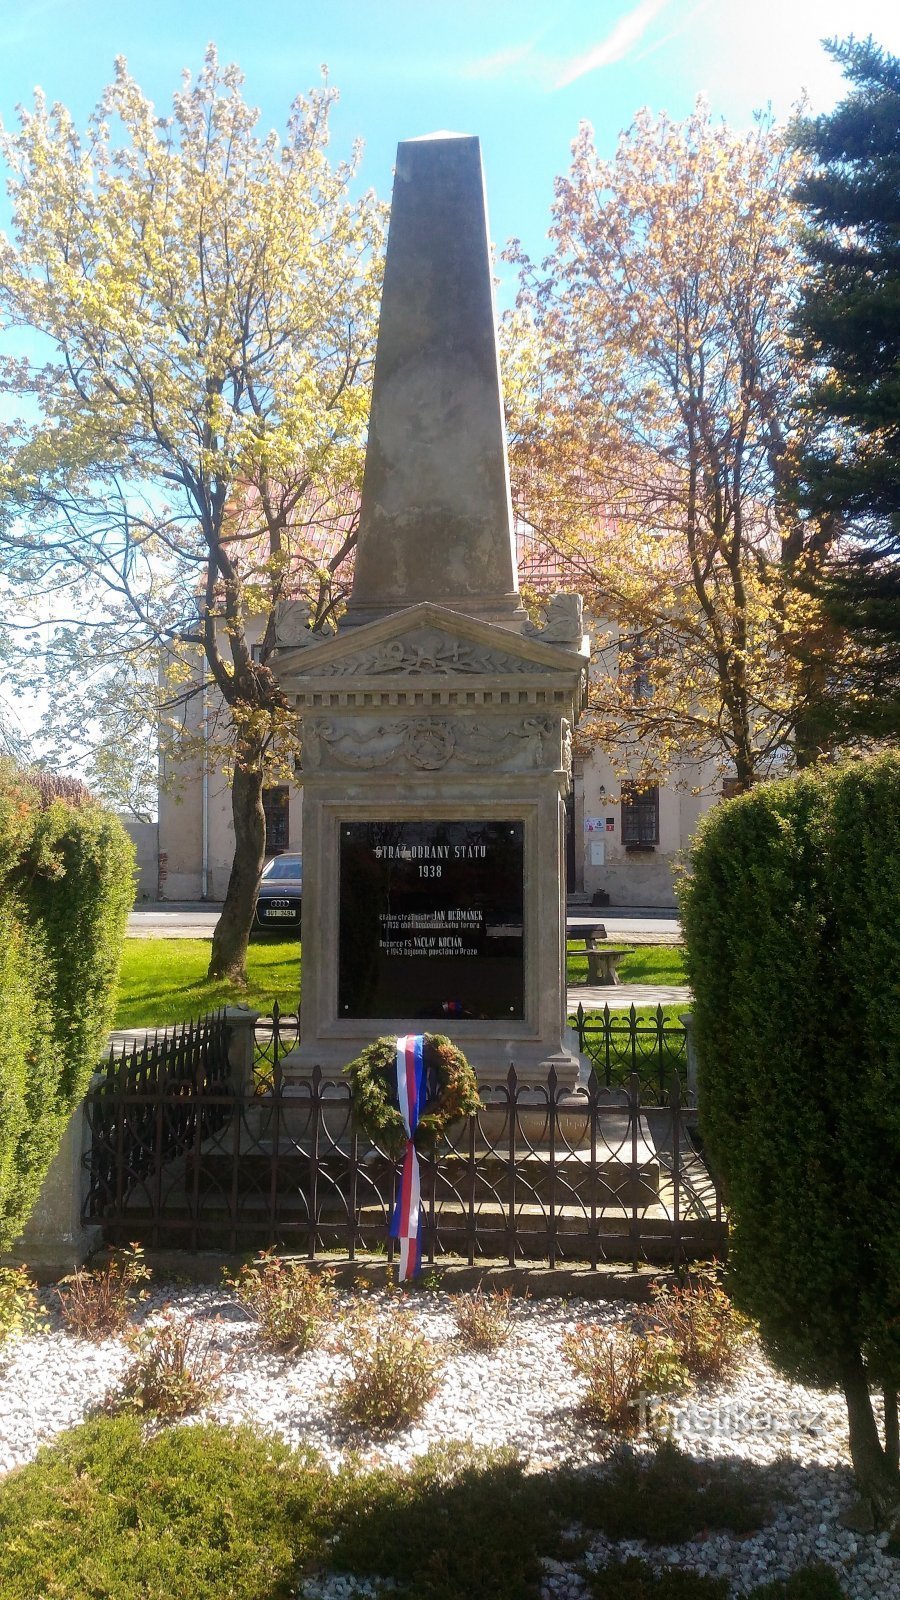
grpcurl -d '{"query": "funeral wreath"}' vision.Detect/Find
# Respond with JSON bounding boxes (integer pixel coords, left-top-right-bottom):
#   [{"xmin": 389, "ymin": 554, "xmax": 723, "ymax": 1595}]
[{"xmin": 344, "ymin": 1034, "xmax": 482, "ymax": 1157}]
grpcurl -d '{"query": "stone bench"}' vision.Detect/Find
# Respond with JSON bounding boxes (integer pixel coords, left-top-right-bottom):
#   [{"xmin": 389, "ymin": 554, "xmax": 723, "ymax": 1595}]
[{"xmin": 569, "ymin": 924, "xmax": 627, "ymax": 986}]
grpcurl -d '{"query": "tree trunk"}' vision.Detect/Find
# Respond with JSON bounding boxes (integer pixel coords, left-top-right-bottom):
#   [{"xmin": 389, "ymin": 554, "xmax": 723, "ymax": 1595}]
[
  {"xmin": 842, "ymin": 1351, "xmax": 900, "ymax": 1518},
  {"xmin": 207, "ymin": 760, "xmax": 266, "ymax": 984},
  {"xmin": 885, "ymin": 1387, "xmax": 899, "ymax": 1474}
]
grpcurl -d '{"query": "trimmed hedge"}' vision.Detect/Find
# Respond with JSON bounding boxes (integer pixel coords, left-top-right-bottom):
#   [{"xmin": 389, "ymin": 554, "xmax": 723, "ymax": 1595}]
[
  {"xmin": 0, "ymin": 763, "xmax": 133, "ymax": 1250},
  {"xmin": 678, "ymin": 752, "xmax": 900, "ymax": 1391}
]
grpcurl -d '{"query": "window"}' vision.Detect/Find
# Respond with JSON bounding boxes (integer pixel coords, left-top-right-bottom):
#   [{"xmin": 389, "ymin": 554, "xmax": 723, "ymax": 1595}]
[
  {"xmin": 621, "ymin": 782, "xmax": 659, "ymax": 848},
  {"xmin": 262, "ymin": 786, "xmax": 289, "ymax": 855},
  {"xmin": 619, "ymin": 633, "xmax": 655, "ymax": 702}
]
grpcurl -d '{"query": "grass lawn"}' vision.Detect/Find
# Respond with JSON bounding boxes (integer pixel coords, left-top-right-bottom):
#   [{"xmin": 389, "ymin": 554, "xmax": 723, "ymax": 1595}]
[
  {"xmin": 113, "ymin": 938, "xmax": 687, "ymax": 1031},
  {"xmin": 113, "ymin": 937, "xmax": 300, "ymax": 1029},
  {"xmin": 566, "ymin": 942, "xmax": 688, "ymax": 988}
]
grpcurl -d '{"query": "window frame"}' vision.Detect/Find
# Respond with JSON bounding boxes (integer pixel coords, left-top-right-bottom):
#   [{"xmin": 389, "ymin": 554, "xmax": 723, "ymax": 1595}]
[{"xmin": 621, "ymin": 781, "xmax": 660, "ymax": 849}]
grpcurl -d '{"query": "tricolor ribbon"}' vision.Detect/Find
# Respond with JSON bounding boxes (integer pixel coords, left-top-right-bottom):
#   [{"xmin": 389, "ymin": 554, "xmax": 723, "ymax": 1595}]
[{"xmin": 388, "ymin": 1033, "xmax": 426, "ymax": 1281}]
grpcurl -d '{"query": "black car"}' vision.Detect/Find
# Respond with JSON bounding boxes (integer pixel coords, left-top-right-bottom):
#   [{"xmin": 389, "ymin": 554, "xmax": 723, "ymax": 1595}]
[{"xmin": 253, "ymin": 852, "xmax": 302, "ymax": 932}]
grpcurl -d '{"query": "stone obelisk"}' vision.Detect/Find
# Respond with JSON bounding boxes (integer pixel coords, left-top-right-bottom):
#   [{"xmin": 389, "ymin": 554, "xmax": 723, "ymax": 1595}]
[
  {"xmin": 344, "ymin": 133, "xmax": 525, "ymax": 629},
  {"xmin": 272, "ymin": 133, "xmax": 588, "ymax": 1087}
]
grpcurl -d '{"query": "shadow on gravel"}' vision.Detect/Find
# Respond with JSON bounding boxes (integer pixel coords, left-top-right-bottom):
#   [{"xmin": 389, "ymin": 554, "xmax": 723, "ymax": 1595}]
[{"xmin": 327, "ymin": 1440, "xmax": 787, "ymax": 1599}]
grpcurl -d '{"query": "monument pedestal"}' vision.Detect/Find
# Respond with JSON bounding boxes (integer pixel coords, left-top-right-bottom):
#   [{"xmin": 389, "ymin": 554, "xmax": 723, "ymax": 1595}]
[
  {"xmin": 274, "ymin": 603, "xmax": 587, "ymax": 1090},
  {"xmin": 272, "ymin": 134, "xmax": 589, "ymax": 1092}
]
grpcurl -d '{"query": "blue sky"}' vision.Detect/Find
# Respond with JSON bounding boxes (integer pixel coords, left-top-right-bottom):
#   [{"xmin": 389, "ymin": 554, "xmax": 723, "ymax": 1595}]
[{"xmin": 2, "ymin": 0, "xmax": 899, "ymax": 301}]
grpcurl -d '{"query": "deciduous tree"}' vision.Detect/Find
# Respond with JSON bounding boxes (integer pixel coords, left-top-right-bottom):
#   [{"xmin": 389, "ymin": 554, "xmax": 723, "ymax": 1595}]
[
  {"xmin": 0, "ymin": 49, "xmax": 383, "ymax": 980},
  {"xmin": 509, "ymin": 102, "xmax": 850, "ymax": 790}
]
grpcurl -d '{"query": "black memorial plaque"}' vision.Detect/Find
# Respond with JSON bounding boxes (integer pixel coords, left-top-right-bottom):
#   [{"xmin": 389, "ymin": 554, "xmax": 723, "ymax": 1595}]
[{"xmin": 338, "ymin": 821, "xmax": 524, "ymax": 1020}]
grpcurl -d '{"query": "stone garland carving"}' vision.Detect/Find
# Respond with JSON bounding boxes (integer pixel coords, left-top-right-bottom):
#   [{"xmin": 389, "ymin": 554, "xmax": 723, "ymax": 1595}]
[
  {"xmin": 272, "ymin": 600, "xmax": 336, "ymax": 648},
  {"xmin": 302, "ymin": 715, "xmax": 561, "ymax": 773},
  {"xmin": 523, "ymin": 593, "xmax": 584, "ymax": 646},
  {"xmin": 306, "ymin": 628, "xmax": 545, "ymax": 678}
]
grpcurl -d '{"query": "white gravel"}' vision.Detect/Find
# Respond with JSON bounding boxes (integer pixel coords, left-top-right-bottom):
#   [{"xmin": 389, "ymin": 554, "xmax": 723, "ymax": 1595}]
[{"xmin": 1, "ymin": 1281, "xmax": 897, "ymax": 1599}]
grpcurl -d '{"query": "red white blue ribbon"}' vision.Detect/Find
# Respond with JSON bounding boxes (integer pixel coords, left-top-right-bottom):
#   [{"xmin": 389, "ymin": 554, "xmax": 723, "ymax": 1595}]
[{"xmin": 389, "ymin": 1033, "xmax": 425, "ymax": 1281}]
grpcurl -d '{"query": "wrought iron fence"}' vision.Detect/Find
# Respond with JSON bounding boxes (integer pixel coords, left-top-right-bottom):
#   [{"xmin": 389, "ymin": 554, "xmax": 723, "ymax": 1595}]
[
  {"xmin": 87, "ymin": 1012, "xmax": 232, "ymax": 1217},
  {"xmin": 84, "ymin": 1006, "xmax": 724, "ymax": 1269},
  {"xmin": 573, "ymin": 1002, "xmax": 689, "ymax": 1101}
]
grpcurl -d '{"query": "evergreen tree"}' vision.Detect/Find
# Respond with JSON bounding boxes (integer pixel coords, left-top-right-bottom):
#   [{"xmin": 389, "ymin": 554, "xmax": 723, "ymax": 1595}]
[{"xmin": 792, "ymin": 36, "xmax": 900, "ymax": 739}]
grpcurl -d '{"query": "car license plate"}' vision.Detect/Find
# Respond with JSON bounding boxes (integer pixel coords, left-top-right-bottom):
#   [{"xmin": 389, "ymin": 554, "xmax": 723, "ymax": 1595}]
[{"xmin": 263, "ymin": 908, "xmax": 296, "ymax": 919}]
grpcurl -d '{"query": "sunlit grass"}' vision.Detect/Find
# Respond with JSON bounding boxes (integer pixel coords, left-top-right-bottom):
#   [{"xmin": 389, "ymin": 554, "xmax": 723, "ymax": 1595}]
[
  {"xmin": 114, "ymin": 938, "xmax": 300, "ymax": 1029},
  {"xmin": 113, "ymin": 938, "xmax": 686, "ymax": 1032},
  {"xmin": 566, "ymin": 942, "xmax": 688, "ymax": 987}
]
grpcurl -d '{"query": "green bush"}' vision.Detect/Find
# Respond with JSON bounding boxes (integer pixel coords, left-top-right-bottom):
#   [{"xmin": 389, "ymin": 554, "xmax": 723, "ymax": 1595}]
[
  {"xmin": 563, "ymin": 1324, "xmax": 689, "ymax": 1434},
  {"xmin": 0, "ymin": 1265, "xmax": 45, "ymax": 1348},
  {"xmin": 0, "ymin": 1415, "xmax": 331, "ymax": 1599},
  {"xmin": 586, "ymin": 1442, "xmax": 774, "ymax": 1543},
  {"xmin": 225, "ymin": 1251, "xmax": 338, "ymax": 1354},
  {"xmin": 588, "ymin": 1562, "xmax": 729, "ymax": 1598},
  {"xmin": 336, "ymin": 1301, "xmax": 443, "ymax": 1433},
  {"xmin": 679, "ymin": 751, "xmax": 900, "ymax": 1509},
  {"xmin": 0, "ymin": 763, "xmax": 133, "ymax": 1249}
]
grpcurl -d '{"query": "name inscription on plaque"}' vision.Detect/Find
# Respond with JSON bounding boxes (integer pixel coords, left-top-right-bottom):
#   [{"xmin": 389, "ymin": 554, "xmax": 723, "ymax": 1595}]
[{"xmin": 338, "ymin": 820, "xmax": 524, "ymax": 1020}]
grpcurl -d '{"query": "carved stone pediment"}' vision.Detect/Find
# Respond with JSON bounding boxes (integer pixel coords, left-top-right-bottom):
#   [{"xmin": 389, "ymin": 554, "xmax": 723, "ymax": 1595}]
[
  {"xmin": 273, "ymin": 600, "xmax": 589, "ymax": 687},
  {"xmin": 302, "ymin": 713, "xmax": 563, "ymax": 774},
  {"xmin": 310, "ymin": 626, "xmax": 546, "ymax": 678}
]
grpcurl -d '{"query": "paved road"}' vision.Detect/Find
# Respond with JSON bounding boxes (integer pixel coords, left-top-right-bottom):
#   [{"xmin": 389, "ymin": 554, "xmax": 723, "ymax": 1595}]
[
  {"xmin": 128, "ymin": 902, "xmax": 224, "ymax": 938},
  {"xmin": 128, "ymin": 902, "xmax": 682, "ymax": 942}
]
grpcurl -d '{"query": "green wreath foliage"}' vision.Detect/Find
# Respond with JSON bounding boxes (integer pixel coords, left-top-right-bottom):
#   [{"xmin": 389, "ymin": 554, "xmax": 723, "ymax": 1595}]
[{"xmin": 344, "ymin": 1034, "xmax": 482, "ymax": 1158}]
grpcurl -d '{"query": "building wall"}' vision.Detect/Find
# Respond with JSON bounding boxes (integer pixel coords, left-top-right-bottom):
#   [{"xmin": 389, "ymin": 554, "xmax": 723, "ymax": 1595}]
[
  {"xmin": 157, "ymin": 639, "xmax": 304, "ymax": 902},
  {"xmin": 119, "ymin": 818, "xmax": 159, "ymax": 900},
  {"xmin": 575, "ymin": 748, "xmax": 719, "ymax": 908}
]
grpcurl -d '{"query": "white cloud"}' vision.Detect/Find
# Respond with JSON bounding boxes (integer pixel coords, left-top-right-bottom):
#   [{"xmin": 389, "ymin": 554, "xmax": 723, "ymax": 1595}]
[
  {"xmin": 554, "ymin": 0, "xmax": 674, "ymax": 89},
  {"xmin": 464, "ymin": 40, "xmax": 542, "ymax": 82}
]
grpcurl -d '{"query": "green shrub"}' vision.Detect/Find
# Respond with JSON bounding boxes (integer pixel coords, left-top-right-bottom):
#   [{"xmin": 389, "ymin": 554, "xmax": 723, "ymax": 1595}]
[
  {"xmin": 679, "ymin": 752, "xmax": 900, "ymax": 1510},
  {"xmin": 587, "ymin": 1442, "xmax": 774, "ymax": 1543},
  {"xmin": 0, "ymin": 1265, "xmax": 45, "ymax": 1349},
  {"xmin": 643, "ymin": 1278, "xmax": 752, "ymax": 1384},
  {"xmin": 588, "ymin": 1562, "xmax": 847, "ymax": 1599},
  {"xmin": 452, "ymin": 1284, "xmax": 516, "ymax": 1351},
  {"xmin": 225, "ymin": 1251, "xmax": 338, "ymax": 1354},
  {"xmin": 330, "ymin": 1442, "xmax": 776, "ymax": 1600},
  {"xmin": 563, "ymin": 1325, "xmax": 689, "ymax": 1434},
  {"xmin": 330, "ymin": 1441, "xmax": 573, "ymax": 1599},
  {"xmin": 0, "ymin": 1414, "xmax": 331, "ymax": 1599},
  {"xmin": 110, "ymin": 1311, "xmax": 229, "ymax": 1419},
  {"xmin": 0, "ymin": 763, "xmax": 133, "ymax": 1250},
  {"xmin": 588, "ymin": 1561, "xmax": 729, "ymax": 1598},
  {"xmin": 56, "ymin": 1243, "xmax": 149, "ymax": 1338},
  {"xmin": 336, "ymin": 1302, "xmax": 443, "ymax": 1433}
]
